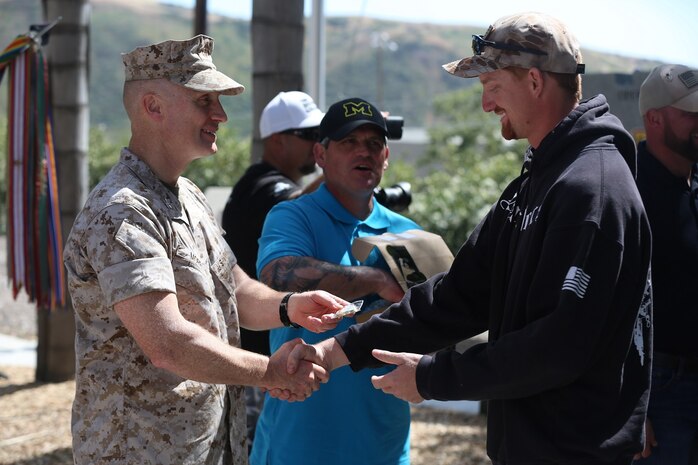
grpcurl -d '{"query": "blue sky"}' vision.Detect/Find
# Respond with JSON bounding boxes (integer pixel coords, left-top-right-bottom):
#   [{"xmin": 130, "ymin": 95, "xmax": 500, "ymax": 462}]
[{"xmin": 161, "ymin": 0, "xmax": 698, "ymax": 68}]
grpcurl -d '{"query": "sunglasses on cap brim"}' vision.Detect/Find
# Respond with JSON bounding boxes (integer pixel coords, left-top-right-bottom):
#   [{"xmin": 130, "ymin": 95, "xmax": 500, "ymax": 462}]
[{"xmin": 281, "ymin": 127, "xmax": 321, "ymax": 141}]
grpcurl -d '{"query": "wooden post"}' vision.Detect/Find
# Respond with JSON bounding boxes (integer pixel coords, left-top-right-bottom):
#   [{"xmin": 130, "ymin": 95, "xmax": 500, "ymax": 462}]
[
  {"xmin": 251, "ymin": 0, "xmax": 305, "ymax": 162},
  {"xmin": 36, "ymin": 0, "xmax": 90, "ymax": 382}
]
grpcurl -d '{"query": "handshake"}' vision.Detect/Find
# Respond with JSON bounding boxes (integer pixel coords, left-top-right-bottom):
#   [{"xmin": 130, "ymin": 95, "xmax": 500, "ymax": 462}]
[
  {"xmin": 257, "ymin": 337, "xmax": 335, "ymax": 403},
  {"xmin": 254, "ymin": 293, "xmax": 356, "ymax": 402},
  {"xmin": 252, "ymin": 290, "xmax": 425, "ymax": 403},
  {"xmin": 258, "ymin": 330, "xmax": 425, "ymax": 404}
]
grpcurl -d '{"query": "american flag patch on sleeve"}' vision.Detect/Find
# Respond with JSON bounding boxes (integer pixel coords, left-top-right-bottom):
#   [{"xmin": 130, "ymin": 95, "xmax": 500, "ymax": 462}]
[{"xmin": 562, "ymin": 266, "xmax": 591, "ymax": 298}]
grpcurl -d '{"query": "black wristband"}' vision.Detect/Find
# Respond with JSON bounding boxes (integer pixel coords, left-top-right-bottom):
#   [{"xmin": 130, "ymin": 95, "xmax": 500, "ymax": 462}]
[{"xmin": 279, "ymin": 292, "xmax": 300, "ymax": 328}]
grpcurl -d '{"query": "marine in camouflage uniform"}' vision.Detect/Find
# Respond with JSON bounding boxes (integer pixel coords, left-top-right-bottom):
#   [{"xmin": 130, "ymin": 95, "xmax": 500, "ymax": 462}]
[
  {"xmin": 64, "ymin": 148, "xmax": 247, "ymax": 464},
  {"xmin": 63, "ymin": 35, "xmax": 344, "ymax": 465}
]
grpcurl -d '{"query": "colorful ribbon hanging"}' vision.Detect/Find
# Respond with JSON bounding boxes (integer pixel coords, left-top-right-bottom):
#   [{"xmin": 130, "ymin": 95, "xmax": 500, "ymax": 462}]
[{"xmin": 0, "ymin": 21, "xmax": 65, "ymax": 310}]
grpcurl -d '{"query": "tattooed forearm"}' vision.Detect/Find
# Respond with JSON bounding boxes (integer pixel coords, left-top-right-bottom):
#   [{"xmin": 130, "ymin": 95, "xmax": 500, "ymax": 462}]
[{"xmin": 260, "ymin": 256, "xmax": 362, "ymax": 297}]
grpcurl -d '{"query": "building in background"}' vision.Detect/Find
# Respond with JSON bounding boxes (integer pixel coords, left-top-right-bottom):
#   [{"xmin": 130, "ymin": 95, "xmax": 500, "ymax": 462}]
[{"xmin": 584, "ymin": 71, "xmax": 649, "ymax": 141}]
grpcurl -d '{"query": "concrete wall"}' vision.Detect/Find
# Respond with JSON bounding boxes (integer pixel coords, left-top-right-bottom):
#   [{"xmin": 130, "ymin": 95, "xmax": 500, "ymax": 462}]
[{"xmin": 583, "ymin": 71, "xmax": 650, "ymax": 141}]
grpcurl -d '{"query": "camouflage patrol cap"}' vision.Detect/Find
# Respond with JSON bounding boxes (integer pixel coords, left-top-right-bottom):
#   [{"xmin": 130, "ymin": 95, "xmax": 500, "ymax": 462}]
[
  {"xmin": 122, "ymin": 35, "xmax": 244, "ymax": 95},
  {"xmin": 443, "ymin": 12, "xmax": 585, "ymax": 78}
]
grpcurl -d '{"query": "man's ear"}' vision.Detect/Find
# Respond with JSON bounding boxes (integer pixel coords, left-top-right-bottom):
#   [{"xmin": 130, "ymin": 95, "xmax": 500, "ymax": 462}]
[
  {"xmin": 143, "ymin": 93, "xmax": 164, "ymax": 121},
  {"xmin": 644, "ymin": 108, "xmax": 663, "ymax": 129},
  {"xmin": 529, "ymin": 68, "xmax": 544, "ymax": 97},
  {"xmin": 383, "ymin": 145, "xmax": 390, "ymax": 170},
  {"xmin": 314, "ymin": 141, "xmax": 327, "ymax": 168}
]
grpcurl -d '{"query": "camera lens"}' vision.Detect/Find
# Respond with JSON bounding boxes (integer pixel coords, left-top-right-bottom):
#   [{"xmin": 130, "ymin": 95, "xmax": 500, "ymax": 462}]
[
  {"xmin": 385, "ymin": 116, "xmax": 404, "ymax": 140},
  {"xmin": 374, "ymin": 182, "xmax": 412, "ymax": 212}
]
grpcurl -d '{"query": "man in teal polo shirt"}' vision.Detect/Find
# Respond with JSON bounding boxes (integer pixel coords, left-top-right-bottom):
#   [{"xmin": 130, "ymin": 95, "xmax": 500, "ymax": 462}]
[{"xmin": 250, "ymin": 97, "xmax": 420, "ymax": 465}]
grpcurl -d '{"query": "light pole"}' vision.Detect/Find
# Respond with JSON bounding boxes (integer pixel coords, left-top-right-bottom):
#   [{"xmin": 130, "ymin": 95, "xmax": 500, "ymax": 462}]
[
  {"xmin": 194, "ymin": 0, "xmax": 207, "ymax": 35},
  {"xmin": 307, "ymin": 0, "xmax": 326, "ymax": 109}
]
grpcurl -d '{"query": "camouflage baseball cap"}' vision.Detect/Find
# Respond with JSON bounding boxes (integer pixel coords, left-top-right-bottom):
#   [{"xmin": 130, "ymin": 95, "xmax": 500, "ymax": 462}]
[
  {"xmin": 443, "ymin": 12, "xmax": 585, "ymax": 78},
  {"xmin": 122, "ymin": 35, "xmax": 244, "ymax": 95},
  {"xmin": 639, "ymin": 64, "xmax": 698, "ymax": 115}
]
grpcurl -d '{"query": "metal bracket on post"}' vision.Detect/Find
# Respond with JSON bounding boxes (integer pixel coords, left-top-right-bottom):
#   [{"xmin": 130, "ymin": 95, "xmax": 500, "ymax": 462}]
[{"xmin": 28, "ymin": 16, "xmax": 62, "ymax": 46}]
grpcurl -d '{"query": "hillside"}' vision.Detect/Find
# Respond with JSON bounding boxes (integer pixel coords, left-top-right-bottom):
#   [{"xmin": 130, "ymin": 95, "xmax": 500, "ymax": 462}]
[{"xmin": 0, "ymin": 0, "xmax": 664, "ymax": 137}]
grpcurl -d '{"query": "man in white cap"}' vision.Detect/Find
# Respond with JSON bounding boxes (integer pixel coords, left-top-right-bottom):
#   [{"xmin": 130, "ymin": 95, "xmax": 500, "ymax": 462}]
[
  {"xmin": 221, "ymin": 90, "xmax": 324, "ymax": 449},
  {"xmin": 223, "ymin": 91, "xmax": 324, "ymax": 303},
  {"xmin": 633, "ymin": 64, "xmax": 698, "ymax": 465},
  {"xmin": 288, "ymin": 12, "xmax": 653, "ymax": 465},
  {"xmin": 63, "ymin": 36, "xmax": 348, "ymax": 465}
]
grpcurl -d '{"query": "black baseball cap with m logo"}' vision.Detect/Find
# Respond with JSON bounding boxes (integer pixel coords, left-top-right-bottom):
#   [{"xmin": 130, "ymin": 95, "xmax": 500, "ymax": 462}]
[{"xmin": 319, "ymin": 97, "xmax": 388, "ymax": 142}]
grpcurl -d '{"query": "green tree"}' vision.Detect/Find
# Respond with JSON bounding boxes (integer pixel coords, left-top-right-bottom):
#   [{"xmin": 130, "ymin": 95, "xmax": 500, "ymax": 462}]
[
  {"xmin": 385, "ymin": 85, "xmax": 527, "ymax": 253},
  {"xmin": 183, "ymin": 126, "xmax": 251, "ymax": 190},
  {"xmin": 88, "ymin": 124, "xmax": 125, "ymax": 188},
  {"xmin": 2, "ymin": 121, "xmax": 249, "ymax": 235},
  {"xmin": 87, "ymin": 125, "xmax": 251, "ymax": 191}
]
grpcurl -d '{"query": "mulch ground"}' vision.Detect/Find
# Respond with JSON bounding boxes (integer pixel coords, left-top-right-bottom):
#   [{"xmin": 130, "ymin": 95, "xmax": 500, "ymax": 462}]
[
  {"xmin": 0, "ymin": 232, "xmax": 489, "ymax": 464},
  {"xmin": 0, "ymin": 364, "xmax": 489, "ymax": 465}
]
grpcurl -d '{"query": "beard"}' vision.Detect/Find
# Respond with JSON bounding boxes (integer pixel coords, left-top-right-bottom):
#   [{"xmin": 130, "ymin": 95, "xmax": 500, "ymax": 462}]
[
  {"xmin": 665, "ymin": 127, "xmax": 698, "ymax": 164},
  {"xmin": 501, "ymin": 123, "xmax": 516, "ymax": 140},
  {"xmin": 498, "ymin": 111, "xmax": 524, "ymax": 141}
]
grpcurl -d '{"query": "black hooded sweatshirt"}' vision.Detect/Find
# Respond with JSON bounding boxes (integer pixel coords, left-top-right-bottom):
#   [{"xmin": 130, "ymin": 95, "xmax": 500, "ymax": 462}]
[{"xmin": 336, "ymin": 95, "xmax": 653, "ymax": 465}]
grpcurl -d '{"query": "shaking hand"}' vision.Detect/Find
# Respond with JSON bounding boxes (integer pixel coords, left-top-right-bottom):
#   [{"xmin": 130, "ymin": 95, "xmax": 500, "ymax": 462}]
[{"xmin": 261, "ymin": 338, "xmax": 329, "ymax": 402}]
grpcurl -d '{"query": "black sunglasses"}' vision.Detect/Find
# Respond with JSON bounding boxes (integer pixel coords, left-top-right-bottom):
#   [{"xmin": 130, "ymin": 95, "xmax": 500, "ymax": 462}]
[
  {"xmin": 281, "ymin": 127, "xmax": 320, "ymax": 141},
  {"xmin": 471, "ymin": 34, "xmax": 548, "ymax": 57}
]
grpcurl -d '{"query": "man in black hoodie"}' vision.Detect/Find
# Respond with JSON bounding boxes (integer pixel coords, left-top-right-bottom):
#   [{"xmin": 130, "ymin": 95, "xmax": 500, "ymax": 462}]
[{"xmin": 284, "ymin": 12, "xmax": 653, "ymax": 465}]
